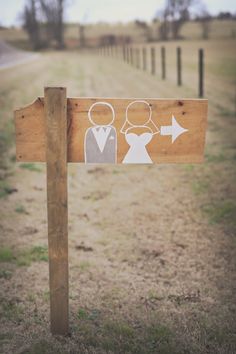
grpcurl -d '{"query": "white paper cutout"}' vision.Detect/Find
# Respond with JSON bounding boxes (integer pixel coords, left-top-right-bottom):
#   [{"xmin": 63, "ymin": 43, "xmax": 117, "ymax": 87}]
[
  {"xmin": 84, "ymin": 102, "xmax": 117, "ymax": 163},
  {"xmin": 160, "ymin": 115, "xmax": 188, "ymax": 143},
  {"xmin": 120, "ymin": 100, "xmax": 160, "ymax": 164}
]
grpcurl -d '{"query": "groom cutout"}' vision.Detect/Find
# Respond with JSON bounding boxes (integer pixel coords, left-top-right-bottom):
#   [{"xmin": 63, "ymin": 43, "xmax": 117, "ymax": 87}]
[{"xmin": 84, "ymin": 102, "xmax": 117, "ymax": 163}]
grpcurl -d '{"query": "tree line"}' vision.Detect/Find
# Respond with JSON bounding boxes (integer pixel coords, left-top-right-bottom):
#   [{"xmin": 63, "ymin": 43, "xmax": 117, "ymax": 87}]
[{"xmin": 21, "ymin": 0, "xmax": 236, "ymax": 50}]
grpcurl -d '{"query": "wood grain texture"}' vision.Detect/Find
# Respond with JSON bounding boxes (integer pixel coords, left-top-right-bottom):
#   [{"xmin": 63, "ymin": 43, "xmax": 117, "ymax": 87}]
[
  {"xmin": 15, "ymin": 97, "xmax": 208, "ymax": 164},
  {"xmin": 45, "ymin": 87, "xmax": 69, "ymax": 335}
]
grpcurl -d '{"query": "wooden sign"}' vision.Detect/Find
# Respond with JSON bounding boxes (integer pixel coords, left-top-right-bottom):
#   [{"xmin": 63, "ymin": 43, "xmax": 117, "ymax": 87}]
[
  {"xmin": 15, "ymin": 95, "xmax": 208, "ymax": 164},
  {"xmin": 14, "ymin": 87, "xmax": 208, "ymax": 336}
]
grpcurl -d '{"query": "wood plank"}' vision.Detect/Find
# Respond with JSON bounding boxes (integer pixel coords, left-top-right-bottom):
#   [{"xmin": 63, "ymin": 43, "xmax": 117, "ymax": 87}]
[
  {"xmin": 15, "ymin": 97, "xmax": 208, "ymax": 164},
  {"xmin": 45, "ymin": 87, "xmax": 69, "ymax": 335}
]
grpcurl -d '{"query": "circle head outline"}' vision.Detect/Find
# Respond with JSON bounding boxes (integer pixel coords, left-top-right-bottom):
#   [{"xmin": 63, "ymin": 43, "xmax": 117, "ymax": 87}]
[
  {"xmin": 125, "ymin": 100, "xmax": 152, "ymax": 127},
  {"xmin": 88, "ymin": 102, "xmax": 115, "ymax": 126}
]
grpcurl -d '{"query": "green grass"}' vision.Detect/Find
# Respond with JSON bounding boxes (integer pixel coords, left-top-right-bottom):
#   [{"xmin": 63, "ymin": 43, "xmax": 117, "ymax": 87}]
[
  {"xmin": 19, "ymin": 163, "xmax": 42, "ymax": 172},
  {"xmin": 17, "ymin": 246, "xmax": 48, "ymax": 266},
  {"xmin": 77, "ymin": 308, "xmax": 88, "ymax": 320},
  {"xmin": 42, "ymin": 291, "xmax": 50, "ymax": 302},
  {"xmin": 0, "ymin": 120, "xmax": 15, "ymax": 170},
  {"xmin": 202, "ymin": 200, "xmax": 236, "ymax": 225},
  {"xmin": 184, "ymin": 164, "xmax": 195, "ymax": 171},
  {"xmin": 215, "ymin": 103, "xmax": 235, "ymax": 119},
  {"xmin": 0, "ymin": 246, "xmax": 48, "ymax": 266},
  {"xmin": 0, "ymin": 269, "xmax": 12, "ymax": 279},
  {"xmin": 76, "ymin": 317, "xmax": 176, "ymax": 354},
  {"xmin": 0, "ymin": 247, "xmax": 15, "ymax": 262},
  {"xmin": 192, "ymin": 180, "xmax": 209, "ymax": 195},
  {"xmin": 0, "ymin": 300, "xmax": 23, "ymax": 322},
  {"xmin": 0, "ymin": 332, "xmax": 14, "ymax": 346},
  {"xmin": 77, "ymin": 308, "xmax": 101, "ymax": 321},
  {"xmin": 0, "ymin": 181, "xmax": 15, "ymax": 199},
  {"xmin": 20, "ymin": 340, "xmax": 64, "ymax": 354},
  {"xmin": 78, "ymin": 260, "xmax": 91, "ymax": 271},
  {"xmin": 205, "ymin": 152, "xmax": 227, "ymax": 163},
  {"xmin": 15, "ymin": 204, "xmax": 28, "ymax": 214}
]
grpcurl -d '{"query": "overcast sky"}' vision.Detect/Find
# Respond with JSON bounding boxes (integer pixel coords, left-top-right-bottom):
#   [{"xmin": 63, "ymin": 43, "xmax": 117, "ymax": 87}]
[{"xmin": 0, "ymin": 0, "xmax": 235, "ymax": 26}]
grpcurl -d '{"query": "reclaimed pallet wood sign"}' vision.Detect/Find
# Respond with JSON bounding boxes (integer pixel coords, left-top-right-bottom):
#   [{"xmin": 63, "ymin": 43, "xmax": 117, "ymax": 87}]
[{"xmin": 14, "ymin": 87, "xmax": 208, "ymax": 336}]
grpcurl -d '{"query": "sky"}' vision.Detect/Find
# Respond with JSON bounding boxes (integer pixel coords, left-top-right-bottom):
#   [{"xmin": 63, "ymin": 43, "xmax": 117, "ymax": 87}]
[{"xmin": 0, "ymin": 0, "xmax": 235, "ymax": 26}]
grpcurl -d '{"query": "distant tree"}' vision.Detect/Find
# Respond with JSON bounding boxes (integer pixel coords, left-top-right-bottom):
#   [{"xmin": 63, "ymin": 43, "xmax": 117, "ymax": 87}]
[
  {"xmin": 134, "ymin": 20, "xmax": 152, "ymax": 42},
  {"xmin": 155, "ymin": 9, "xmax": 170, "ymax": 41},
  {"xmin": 155, "ymin": 0, "xmax": 196, "ymax": 40},
  {"xmin": 166, "ymin": 0, "xmax": 195, "ymax": 39},
  {"xmin": 217, "ymin": 12, "xmax": 233, "ymax": 20},
  {"xmin": 198, "ymin": 9, "xmax": 211, "ymax": 39},
  {"xmin": 21, "ymin": 0, "xmax": 68, "ymax": 49},
  {"xmin": 22, "ymin": 0, "xmax": 41, "ymax": 50},
  {"xmin": 79, "ymin": 24, "xmax": 86, "ymax": 48},
  {"xmin": 39, "ymin": 0, "xmax": 66, "ymax": 49}
]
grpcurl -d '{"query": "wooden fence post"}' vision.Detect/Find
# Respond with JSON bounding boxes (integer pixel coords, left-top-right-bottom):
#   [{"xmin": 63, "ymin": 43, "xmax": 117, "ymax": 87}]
[
  {"xmin": 199, "ymin": 48, "xmax": 204, "ymax": 98},
  {"xmin": 161, "ymin": 46, "xmax": 166, "ymax": 80},
  {"xmin": 177, "ymin": 47, "xmax": 182, "ymax": 86},
  {"xmin": 151, "ymin": 47, "xmax": 156, "ymax": 75},
  {"xmin": 126, "ymin": 46, "xmax": 130, "ymax": 64},
  {"xmin": 45, "ymin": 87, "xmax": 69, "ymax": 335},
  {"xmin": 136, "ymin": 48, "xmax": 140, "ymax": 69},
  {"xmin": 123, "ymin": 46, "xmax": 126, "ymax": 62},
  {"xmin": 130, "ymin": 47, "xmax": 133, "ymax": 66},
  {"xmin": 143, "ymin": 47, "xmax": 147, "ymax": 71}
]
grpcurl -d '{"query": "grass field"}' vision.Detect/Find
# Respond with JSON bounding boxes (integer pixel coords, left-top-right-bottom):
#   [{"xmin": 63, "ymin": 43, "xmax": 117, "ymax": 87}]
[{"xmin": 0, "ymin": 37, "xmax": 236, "ymax": 353}]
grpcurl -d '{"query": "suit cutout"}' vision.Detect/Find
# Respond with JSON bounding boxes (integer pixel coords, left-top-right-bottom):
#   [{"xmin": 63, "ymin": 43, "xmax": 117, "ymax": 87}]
[{"xmin": 84, "ymin": 102, "xmax": 117, "ymax": 163}]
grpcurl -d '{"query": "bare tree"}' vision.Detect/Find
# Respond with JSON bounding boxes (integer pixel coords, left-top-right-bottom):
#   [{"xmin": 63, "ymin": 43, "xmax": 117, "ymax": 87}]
[
  {"xmin": 198, "ymin": 10, "xmax": 211, "ymax": 39},
  {"xmin": 155, "ymin": 9, "xmax": 170, "ymax": 41},
  {"xmin": 134, "ymin": 20, "xmax": 152, "ymax": 42},
  {"xmin": 39, "ymin": 0, "xmax": 66, "ymax": 48},
  {"xmin": 21, "ymin": 0, "xmax": 68, "ymax": 50},
  {"xmin": 165, "ymin": 0, "xmax": 195, "ymax": 39},
  {"xmin": 79, "ymin": 24, "xmax": 86, "ymax": 48},
  {"xmin": 22, "ymin": 0, "xmax": 41, "ymax": 50}
]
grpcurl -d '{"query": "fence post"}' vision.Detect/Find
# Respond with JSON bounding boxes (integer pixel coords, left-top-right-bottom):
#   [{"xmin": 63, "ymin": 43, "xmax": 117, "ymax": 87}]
[
  {"xmin": 199, "ymin": 48, "xmax": 204, "ymax": 98},
  {"xmin": 143, "ymin": 47, "xmax": 147, "ymax": 71},
  {"xmin": 123, "ymin": 45, "xmax": 126, "ymax": 62},
  {"xmin": 45, "ymin": 87, "xmax": 69, "ymax": 335},
  {"xmin": 126, "ymin": 46, "xmax": 130, "ymax": 64},
  {"xmin": 136, "ymin": 48, "xmax": 140, "ymax": 69},
  {"xmin": 177, "ymin": 47, "xmax": 182, "ymax": 86},
  {"xmin": 130, "ymin": 47, "xmax": 133, "ymax": 66},
  {"xmin": 151, "ymin": 47, "xmax": 156, "ymax": 75},
  {"xmin": 161, "ymin": 46, "xmax": 166, "ymax": 80}
]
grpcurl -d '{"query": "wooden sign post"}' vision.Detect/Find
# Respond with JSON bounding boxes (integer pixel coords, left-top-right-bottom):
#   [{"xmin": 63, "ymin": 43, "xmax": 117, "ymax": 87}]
[
  {"xmin": 45, "ymin": 88, "xmax": 69, "ymax": 335},
  {"xmin": 14, "ymin": 88, "xmax": 208, "ymax": 335}
]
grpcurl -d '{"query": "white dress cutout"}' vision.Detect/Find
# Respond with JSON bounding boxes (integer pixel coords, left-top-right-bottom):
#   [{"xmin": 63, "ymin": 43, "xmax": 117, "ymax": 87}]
[
  {"xmin": 122, "ymin": 132, "xmax": 153, "ymax": 164},
  {"xmin": 120, "ymin": 100, "xmax": 160, "ymax": 164}
]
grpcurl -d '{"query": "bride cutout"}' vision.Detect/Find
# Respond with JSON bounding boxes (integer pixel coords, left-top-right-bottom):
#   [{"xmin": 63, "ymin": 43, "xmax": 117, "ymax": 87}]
[
  {"xmin": 120, "ymin": 100, "xmax": 159, "ymax": 164},
  {"xmin": 84, "ymin": 102, "xmax": 117, "ymax": 163}
]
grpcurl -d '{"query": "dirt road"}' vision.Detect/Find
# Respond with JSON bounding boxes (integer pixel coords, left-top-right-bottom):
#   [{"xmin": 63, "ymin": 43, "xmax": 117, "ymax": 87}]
[{"xmin": 0, "ymin": 40, "xmax": 39, "ymax": 70}]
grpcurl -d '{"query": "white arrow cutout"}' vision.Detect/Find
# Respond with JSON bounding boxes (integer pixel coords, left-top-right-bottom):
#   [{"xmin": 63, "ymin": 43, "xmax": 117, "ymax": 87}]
[{"xmin": 160, "ymin": 115, "xmax": 188, "ymax": 143}]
